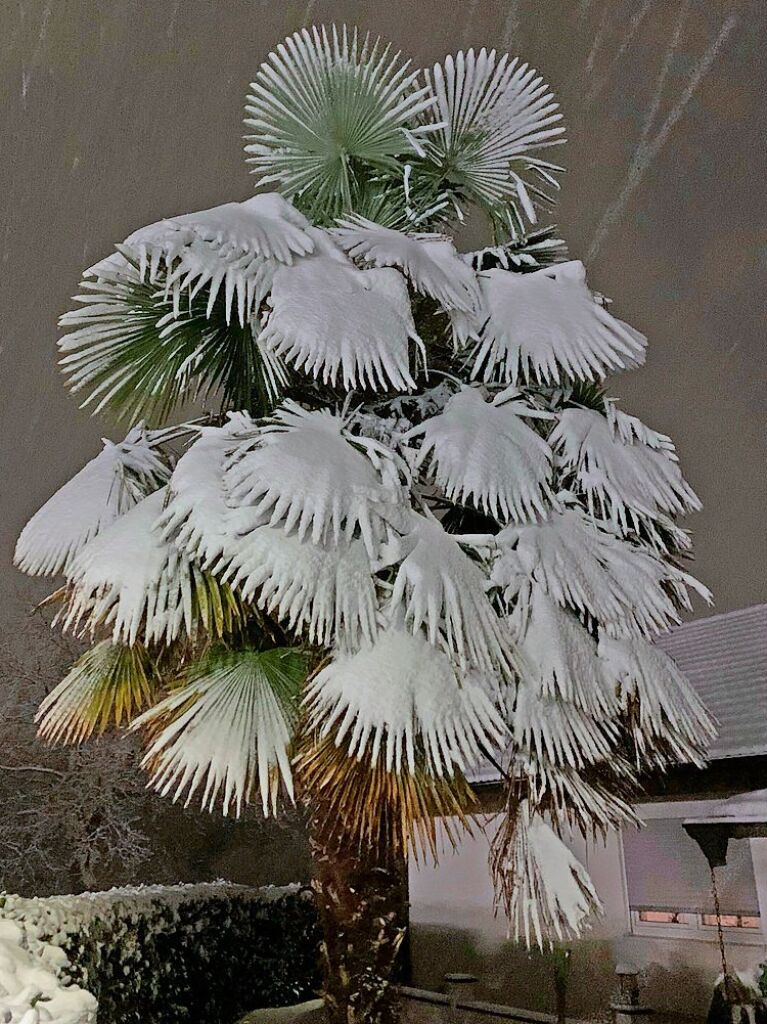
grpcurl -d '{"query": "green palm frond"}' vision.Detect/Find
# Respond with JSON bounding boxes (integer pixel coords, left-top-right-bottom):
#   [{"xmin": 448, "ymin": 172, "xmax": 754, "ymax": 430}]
[
  {"xmin": 244, "ymin": 25, "xmax": 436, "ymax": 223},
  {"xmin": 59, "ymin": 258, "xmax": 287, "ymax": 425},
  {"xmin": 37, "ymin": 640, "xmax": 154, "ymax": 744},
  {"xmin": 134, "ymin": 645, "xmax": 308, "ymax": 816}
]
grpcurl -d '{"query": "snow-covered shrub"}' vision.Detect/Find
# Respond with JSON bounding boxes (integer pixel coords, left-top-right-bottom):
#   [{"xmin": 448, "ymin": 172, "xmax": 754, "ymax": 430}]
[
  {"xmin": 0, "ymin": 883, "xmax": 319, "ymax": 1024},
  {"xmin": 0, "ymin": 917, "xmax": 97, "ymax": 1024}
]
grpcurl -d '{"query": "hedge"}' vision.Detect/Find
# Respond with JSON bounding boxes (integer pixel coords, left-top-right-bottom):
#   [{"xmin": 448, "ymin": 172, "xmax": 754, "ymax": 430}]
[{"xmin": 0, "ymin": 882, "xmax": 321, "ymax": 1023}]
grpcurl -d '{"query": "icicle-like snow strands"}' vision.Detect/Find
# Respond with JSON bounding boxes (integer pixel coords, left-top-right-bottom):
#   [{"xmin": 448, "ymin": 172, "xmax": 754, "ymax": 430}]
[
  {"xmin": 471, "ymin": 261, "xmax": 647, "ymax": 384},
  {"xmin": 492, "ymin": 800, "xmax": 602, "ymax": 947},
  {"xmin": 260, "ymin": 258, "xmax": 421, "ymax": 391},
  {"xmin": 134, "ymin": 647, "xmax": 306, "ymax": 816},
  {"xmin": 305, "ymin": 629, "xmax": 507, "ymax": 776},
  {"xmin": 15, "ymin": 425, "xmax": 169, "ymax": 577},
  {"xmin": 405, "ymin": 386, "xmax": 556, "ymax": 523}
]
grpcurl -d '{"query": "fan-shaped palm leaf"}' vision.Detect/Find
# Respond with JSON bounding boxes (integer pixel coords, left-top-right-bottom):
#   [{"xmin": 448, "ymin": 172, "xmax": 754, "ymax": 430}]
[
  {"xmin": 550, "ymin": 407, "xmax": 701, "ymax": 531},
  {"xmin": 333, "ymin": 216, "xmax": 479, "ymax": 312},
  {"xmin": 61, "ymin": 489, "xmax": 246, "ymax": 645},
  {"xmin": 305, "ymin": 629, "xmax": 506, "ymax": 776},
  {"xmin": 471, "ymin": 262, "xmax": 647, "ymax": 384},
  {"xmin": 521, "ymin": 758, "xmax": 639, "ymax": 836},
  {"xmin": 510, "ymin": 584, "xmax": 612, "ymax": 715},
  {"xmin": 224, "ymin": 527, "xmax": 377, "ymax": 647},
  {"xmin": 298, "ymin": 733, "xmax": 478, "ymax": 861},
  {"xmin": 492, "ymin": 801, "xmax": 601, "ymax": 947},
  {"xmin": 261, "ymin": 257, "xmax": 420, "ymax": 391},
  {"xmin": 159, "ymin": 415, "xmax": 260, "ymax": 569},
  {"xmin": 406, "ymin": 387, "xmax": 555, "ymax": 522},
  {"xmin": 511, "ymin": 678, "xmax": 616, "ymax": 770},
  {"xmin": 59, "ymin": 259, "xmax": 285, "ymax": 423},
  {"xmin": 599, "ymin": 634, "xmax": 716, "ymax": 765},
  {"xmin": 134, "ymin": 646, "xmax": 307, "ymax": 815},
  {"xmin": 244, "ymin": 25, "xmax": 436, "ymax": 220},
  {"xmin": 36, "ymin": 640, "xmax": 153, "ymax": 744},
  {"xmin": 382, "ymin": 512, "xmax": 512, "ymax": 675},
  {"xmin": 225, "ymin": 401, "xmax": 405, "ymax": 555},
  {"xmin": 15, "ymin": 425, "xmax": 169, "ymax": 577},
  {"xmin": 423, "ymin": 48, "xmax": 565, "ymax": 233}
]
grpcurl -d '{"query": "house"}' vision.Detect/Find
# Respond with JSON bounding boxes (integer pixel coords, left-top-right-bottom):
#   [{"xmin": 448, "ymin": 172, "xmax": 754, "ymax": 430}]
[{"xmin": 407, "ymin": 605, "xmax": 767, "ymax": 1020}]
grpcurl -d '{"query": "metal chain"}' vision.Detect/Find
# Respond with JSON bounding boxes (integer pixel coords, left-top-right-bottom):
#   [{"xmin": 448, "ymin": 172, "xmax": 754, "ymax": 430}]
[{"xmin": 710, "ymin": 865, "xmax": 733, "ymax": 1005}]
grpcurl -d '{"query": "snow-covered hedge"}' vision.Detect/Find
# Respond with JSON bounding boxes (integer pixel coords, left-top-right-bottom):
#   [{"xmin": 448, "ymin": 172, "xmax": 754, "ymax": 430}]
[{"xmin": 0, "ymin": 883, "xmax": 320, "ymax": 1024}]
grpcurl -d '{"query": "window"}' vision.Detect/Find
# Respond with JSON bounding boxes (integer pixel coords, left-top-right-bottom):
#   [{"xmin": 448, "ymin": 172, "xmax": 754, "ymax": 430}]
[{"xmin": 621, "ymin": 803, "xmax": 762, "ymax": 944}]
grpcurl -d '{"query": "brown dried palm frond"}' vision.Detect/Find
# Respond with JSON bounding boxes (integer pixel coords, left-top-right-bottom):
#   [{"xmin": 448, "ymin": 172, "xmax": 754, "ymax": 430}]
[
  {"xmin": 296, "ymin": 731, "xmax": 478, "ymax": 863},
  {"xmin": 37, "ymin": 639, "xmax": 154, "ymax": 744}
]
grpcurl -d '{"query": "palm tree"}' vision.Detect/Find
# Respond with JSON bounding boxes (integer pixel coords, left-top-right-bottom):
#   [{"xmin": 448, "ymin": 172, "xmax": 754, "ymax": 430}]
[{"xmin": 15, "ymin": 26, "xmax": 714, "ymax": 1024}]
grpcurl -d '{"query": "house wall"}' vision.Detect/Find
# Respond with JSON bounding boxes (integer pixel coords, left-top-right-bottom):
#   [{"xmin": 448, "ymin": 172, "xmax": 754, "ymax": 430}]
[{"xmin": 408, "ymin": 809, "xmax": 766, "ymax": 1020}]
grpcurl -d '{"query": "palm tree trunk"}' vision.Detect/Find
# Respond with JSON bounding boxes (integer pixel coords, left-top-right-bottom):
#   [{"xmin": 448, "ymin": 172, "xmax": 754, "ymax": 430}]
[{"xmin": 308, "ymin": 803, "xmax": 408, "ymax": 1024}]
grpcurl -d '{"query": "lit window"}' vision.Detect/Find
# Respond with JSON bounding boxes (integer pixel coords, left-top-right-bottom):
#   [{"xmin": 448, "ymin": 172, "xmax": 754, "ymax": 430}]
[
  {"xmin": 639, "ymin": 910, "xmax": 680, "ymax": 924},
  {"xmin": 701, "ymin": 914, "xmax": 761, "ymax": 929}
]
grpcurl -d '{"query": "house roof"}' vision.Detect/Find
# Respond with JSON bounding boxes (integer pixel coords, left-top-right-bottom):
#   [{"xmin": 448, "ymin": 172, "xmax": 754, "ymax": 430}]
[
  {"xmin": 469, "ymin": 604, "xmax": 767, "ymax": 785},
  {"xmin": 654, "ymin": 604, "xmax": 767, "ymax": 760}
]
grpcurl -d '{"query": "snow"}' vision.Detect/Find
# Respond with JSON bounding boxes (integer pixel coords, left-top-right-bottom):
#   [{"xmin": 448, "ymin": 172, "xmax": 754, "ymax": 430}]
[
  {"xmin": 305, "ymin": 629, "xmax": 506, "ymax": 776},
  {"xmin": 406, "ymin": 387, "xmax": 555, "ymax": 523},
  {"xmin": 472, "ymin": 261, "xmax": 647, "ymax": 384},
  {"xmin": 262, "ymin": 257, "xmax": 420, "ymax": 391}
]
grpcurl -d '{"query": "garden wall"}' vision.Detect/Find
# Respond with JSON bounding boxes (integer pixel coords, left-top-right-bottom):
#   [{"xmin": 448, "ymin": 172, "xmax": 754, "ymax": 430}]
[{"xmin": 0, "ymin": 882, "xmax": 320, "ymax": 1024}]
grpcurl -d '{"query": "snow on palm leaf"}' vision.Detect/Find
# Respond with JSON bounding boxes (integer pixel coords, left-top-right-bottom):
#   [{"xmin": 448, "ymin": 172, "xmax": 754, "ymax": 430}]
[
  {"xmin": 225, "ymin": 401, "xmax": 406, "ymax": 555},
  {"xmin": 406, "ymin": 387, "xmax": 555, "ymax": 522},
  {"xmin": 490, "ymin": 504, "xmax": 706, "ymax": 635},
  {"xmin": 14, "ymin": 425, "xmax": 168, "ymax": 577},
  {"xmin": 510, "ymin": 584, "xmax": 612, "ymax": 715},
  {"xmin": 382, "ymin": 512, "xmax": 512, "ymax": 676},
  {"xmin": 225, "ymin": 527, "xmax": 377, "ymax": 647},
  {"xmin": 599, "ymin": 634, "xmax": 716, "ymax": 765},
  {"xmin": 493, "ymin": 801, "xmax": 601, "ymax": 947},
  {"xmin": 158, "ymin": 414, "xmax": 260, "ymax": 570},
  {"xmin": 134, "ymin": 646, "xmax": 307, "ymax": 816},
  {"xmin": 60, "ymin": 489, "xmax": 244, "ymax": 646},
  {"xmin": 36, "ymin": 640, "xmax": 153, "ymax": 745},
  {"xmin": 550, "ymin": 405, "xmax": 701, "ymax": 533},
  {"xmin": 471, "ymin": 261, "xmax": 647, "ymax": 384},
  {"xmin": 333, "ymin": 216, "xmax": 479, "ymax": 312},
  {"xmin": 244, "ymin": 26, "xmax": 436, "ymax": 221},
  {"xmin": 261, "ymin": 257, "xmax": 420, "ymax": 391},
  {"xmin": 305, "ymin": 628, "xmax": 506, "ymax": 775},
  {"xmin": 423, "ymin": 48, "xmax": 565, "ymax": 234}
]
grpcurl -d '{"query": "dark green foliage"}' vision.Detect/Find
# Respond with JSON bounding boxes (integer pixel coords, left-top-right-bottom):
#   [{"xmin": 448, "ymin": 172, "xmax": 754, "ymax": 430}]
[{"xmin": 58, "ymin": 886, "xmax": 320, "ymax": 1024}]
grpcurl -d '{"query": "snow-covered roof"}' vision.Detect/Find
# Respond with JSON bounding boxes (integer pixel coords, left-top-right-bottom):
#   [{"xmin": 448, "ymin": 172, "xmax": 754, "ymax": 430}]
[
  {"xmin": 654, "ymin": 604, "xmax": 767, "ymax": 761},
  {"xmin": 469, "ymin": 604, "xmax": 767, "ymax": 784}
]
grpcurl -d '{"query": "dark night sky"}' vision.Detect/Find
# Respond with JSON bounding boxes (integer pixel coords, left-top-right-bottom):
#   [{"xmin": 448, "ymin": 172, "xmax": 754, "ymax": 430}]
[{"xmin": 1, "ymin": 0, "xmax": 765, "ymax": 625}]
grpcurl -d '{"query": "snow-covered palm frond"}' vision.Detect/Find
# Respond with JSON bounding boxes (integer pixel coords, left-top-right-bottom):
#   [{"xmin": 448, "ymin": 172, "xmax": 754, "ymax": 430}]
[
  {"xmin": 305, "ymin": 629, "xmax": 506, "ymax": 776},
  {"xmin": 406, "ymin": 387, "xmax": 555, "ymax": 522},
  {"xmin": 15, "ymin": 425, "xmax": 169, "ymax": 577},
  {"xmin": 244, "ymin": 26, "xmax": 436, "ymax": 221},
  {"xmin": 36, "ymin": 640, "xmax": 153, "ymax": 744},
  {"xmin": 60, "ymin": 489, "xmax": 245, "ymax": 645},
  {"xmin": 382, "ymin": 512, "xmax": 512, "ymax": 675},
  {"xmin": 333, "ymin": 216, "xmax": 479, "ymax": 312},
  {"xmin": 493, "ymin": 801, "xmax": 601, "ymax": 946},
  {"xmin": 225, "ymin": 402, "xmax": 405, "ymax": 555},
  {"xmin": 134, "ymin": 646, "xmax": 306, "ymax": 816},
  {"xmin": 59, "ymin": 260, "xmax": 285, "ymax": 423},
  {"xmin": 423, "ymin": 48, "xmax": 565, "ymax": 233},
  {"xmin": 599, "ymin": 634, "xmax": 717, "ymax": 765},
  {"xmin": 511, "ymin": 677, "xmax": 617, "ymax": 770},
  {"xmin": 261, "ymin": 257, "xmax": 420, "ymax": 391},
  {"xmin": 522, "ymin": 758, "xmax": 639, "ymax": 835},
  {"xmin": 159, "ymin": 414, "xmax": 260, "ymax": 570},
  {"xmin": 510, "ymin": 584, "xmax": 612, "ymax": 715},
  {"xmin": 466, "ymin": 226, "xmax": 568, "ymax": 272},
  {"xmin": 224, "ymin": 527, "xmax": 377, "ymax": 646},
  {"xmin": 550, "ymin": 407, "xmax": 701, "ymax": 531},
  {"xmin": 471, "ymin": 262, "xmax": 647, "ymax": 384}
]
